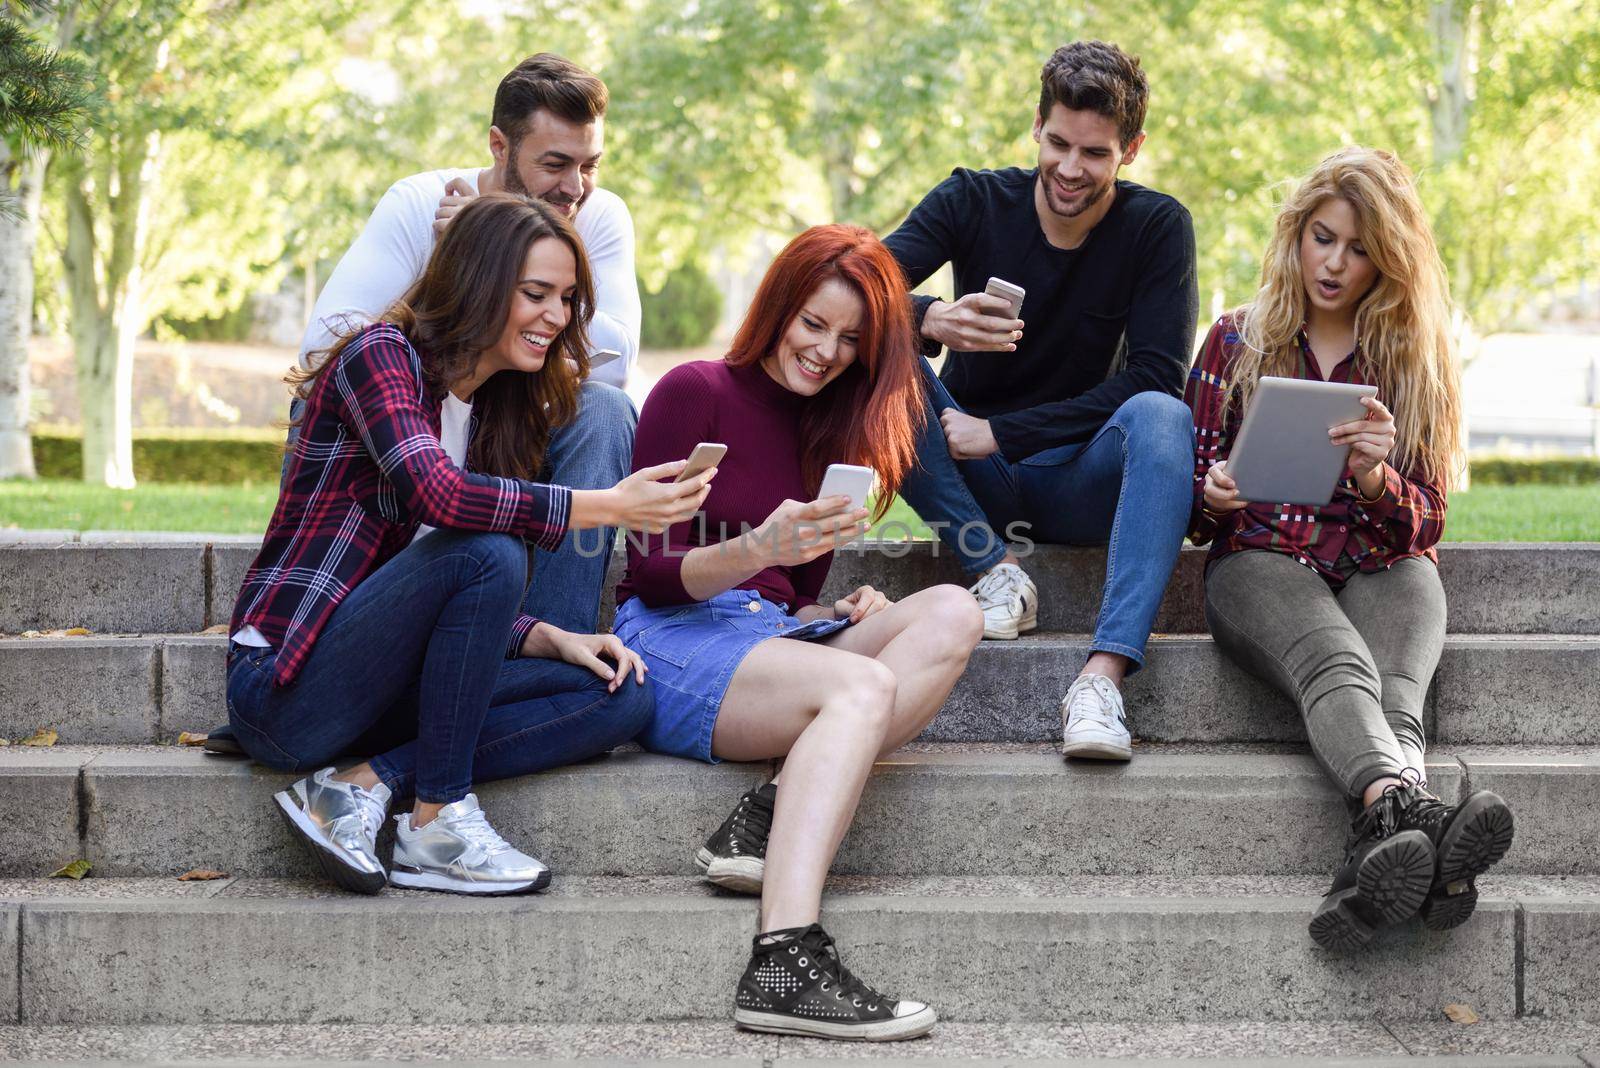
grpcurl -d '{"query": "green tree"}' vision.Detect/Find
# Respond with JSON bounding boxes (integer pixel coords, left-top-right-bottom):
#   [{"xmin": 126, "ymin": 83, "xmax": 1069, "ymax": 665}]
[{"xmin": 0, "ymin": 0, "xmax": 90, "ymax": 479}]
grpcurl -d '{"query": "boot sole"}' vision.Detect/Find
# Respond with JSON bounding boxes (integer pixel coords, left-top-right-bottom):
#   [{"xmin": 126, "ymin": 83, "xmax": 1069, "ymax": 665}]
[
  {"xmin": 1420, "ymin": 791, "xmax": 1515, "ymax": 931},
  {"xmin": 734, "ymin": 1005, "xmax": 936, "ymax": 1042},
  {"xmin": 1309, "ymin": 829, "xmax": 1435, "ymax": 951},
  {"xmin": 273, "ymin": 790, "xmax": 386, "ymax": 895},
  {"xmin": 695, "ymin": 848, "xmax": 764, "ymax": 894}
]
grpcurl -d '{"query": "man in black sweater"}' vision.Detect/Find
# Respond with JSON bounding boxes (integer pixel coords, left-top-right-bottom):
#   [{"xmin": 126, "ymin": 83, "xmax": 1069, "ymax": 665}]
[{"xmin": 884, "ymin": 40, "xmax": 1198, "ymax": 763}]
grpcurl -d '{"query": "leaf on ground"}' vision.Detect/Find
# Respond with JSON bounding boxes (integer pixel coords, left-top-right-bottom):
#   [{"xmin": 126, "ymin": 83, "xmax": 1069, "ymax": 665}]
[
  {"xmin": 19, "ymin": 728, "xmax": 58, "ymax": 747},
  {"xmin": 19, "ymin": 628, "xmax": 90, "ymax": 638},
  {"xmin": 200, "ymin": 624, "xmax": 229, "ymax": 635},
  {"xmin": 177, "ymin": 868, "xmax": 229, "ymax": 881},
  {"xmin": 175, "ymin": 732, "xmax": 208, "ymax": 747},
  {"xmin": 62, "ymin": 627, "xmax": 92, "ymax": 636},
  {"xmin": 48, "ymin": 859, "xmax": 91, "ymax": 880},
  {"xmin": 20, "ymin": 630, "xmax": 43, "ymax": 638},
  {"xmin": 1443, "ymin": 1003, "xmax": 1480, "ymax": 1025}
]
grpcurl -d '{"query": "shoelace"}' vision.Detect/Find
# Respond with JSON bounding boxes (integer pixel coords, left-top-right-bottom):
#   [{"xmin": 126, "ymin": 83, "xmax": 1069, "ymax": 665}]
[
  {"xmin": 1397, "ymin": 787, "xmax": 1450, "ymax": 834},
  {"xmin": 968, "ymin": 566, "xmax": 1023, "ymax": 608},
  {"xmin": 798, "ymin": 927, "xmax": 887, "ymax": 1011},
  {"xmin": 730, "ymin": 789, "xmax": 774, "ymax": 853},
  {"xmin": 1066, "ymin": 675, "xmax": 1124, "ymax": 729},
  {"xmin": 1342, "ymin": 785, "xmax": 1406, "ymax": 860},
  {"xmin": 449, "ymin": 806, "xmax": 516, "ymax": 858},
  {"xmin": 352, "ymin": 788, "xmax": 387, "ymax": 843}
]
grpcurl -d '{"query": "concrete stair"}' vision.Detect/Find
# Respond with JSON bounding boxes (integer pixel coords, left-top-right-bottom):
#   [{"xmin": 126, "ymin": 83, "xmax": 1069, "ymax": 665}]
[{"xmin": 2, "ymin": 532, "xmax": 1599, "ymax": 1063}]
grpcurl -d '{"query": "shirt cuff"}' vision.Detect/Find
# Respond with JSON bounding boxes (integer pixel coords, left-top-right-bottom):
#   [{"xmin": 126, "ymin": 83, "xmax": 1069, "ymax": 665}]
[
  {"xmin": 910, "ymin": 295, "xmax": 943, "ymax": 359},
  {"xmin": 507, "ymin": 614, "xmax": 540, "ymax": 658},
  {"xmin": 987, "ymin": 415, "xmax": 1034, "ymax": 465},
  {"xmin": 1354, "ymin": 464, "xmax": 1402, "ymax": 521},
  {"xmin": 529, "ymin": 485, "xmax": 572, "ymax": 552}
]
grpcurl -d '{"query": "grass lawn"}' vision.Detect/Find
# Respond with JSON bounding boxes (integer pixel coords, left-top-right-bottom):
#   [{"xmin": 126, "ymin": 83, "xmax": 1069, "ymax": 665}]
[{"xmin": 4, "ymin": 478, "xmax": 1599, "ymax": 542}]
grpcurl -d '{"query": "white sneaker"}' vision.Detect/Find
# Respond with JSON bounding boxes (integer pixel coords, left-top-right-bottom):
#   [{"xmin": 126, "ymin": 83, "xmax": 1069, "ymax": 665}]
[
  {"xmin": 390, "ymin": 793, "xmax": 550, "ymax": 895},
  {"xmin": 1060, "ymin": 674, "xmax": 1132, "ymax": 761},
  {"xmin": 967, "ymin": 562, "xmax": 1038, "ymax": 641}
]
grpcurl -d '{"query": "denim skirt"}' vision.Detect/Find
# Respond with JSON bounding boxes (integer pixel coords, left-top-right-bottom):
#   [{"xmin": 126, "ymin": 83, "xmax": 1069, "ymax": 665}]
[{"xmin": 612, "ymin": 589, "xmax": 852, "ymax": 763}]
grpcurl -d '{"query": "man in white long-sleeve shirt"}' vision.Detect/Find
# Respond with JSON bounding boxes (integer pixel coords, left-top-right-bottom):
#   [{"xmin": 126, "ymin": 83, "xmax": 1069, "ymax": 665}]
[{"xmin": 287, "ymin": 54, "xmax": 637, "ymax": 636}]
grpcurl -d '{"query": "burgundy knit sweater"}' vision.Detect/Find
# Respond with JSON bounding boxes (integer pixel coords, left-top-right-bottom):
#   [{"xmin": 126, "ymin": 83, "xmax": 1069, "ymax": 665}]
[{"xmin": 617, "ymin": 359, "xmax": 832, "ymax": 610}]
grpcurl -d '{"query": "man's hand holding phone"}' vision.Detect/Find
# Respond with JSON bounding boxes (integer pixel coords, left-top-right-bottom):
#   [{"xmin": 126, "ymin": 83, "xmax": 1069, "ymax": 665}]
[{"xmin": 921, "ymin": 292, "xmax": 1024, "ymax": 353}]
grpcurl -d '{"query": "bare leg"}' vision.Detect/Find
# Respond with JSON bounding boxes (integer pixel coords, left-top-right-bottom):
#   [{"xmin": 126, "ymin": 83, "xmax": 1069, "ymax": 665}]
[
  {"xmin": 818, "ymin": 584, "xmax": 984, "ymax": 753},
  {"xmin": 713, "ymin": 640, "xmax": 897, "ymax": 932}
]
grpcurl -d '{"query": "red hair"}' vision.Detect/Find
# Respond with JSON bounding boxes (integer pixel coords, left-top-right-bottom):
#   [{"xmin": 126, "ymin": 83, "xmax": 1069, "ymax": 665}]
[{"xmin": 725, "ymin": 224, "xmax": 926, "ymax": 519}]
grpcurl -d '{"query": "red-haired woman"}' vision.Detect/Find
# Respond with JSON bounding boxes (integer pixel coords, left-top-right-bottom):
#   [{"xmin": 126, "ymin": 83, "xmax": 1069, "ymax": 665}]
[{"xmin": 614, "ymin": 224, "xmax": 983, "ymax": 1041}]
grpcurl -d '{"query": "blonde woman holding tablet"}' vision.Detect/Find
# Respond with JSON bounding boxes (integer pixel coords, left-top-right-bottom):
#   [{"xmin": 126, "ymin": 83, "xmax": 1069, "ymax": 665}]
[{"xmin": 1185, "ymin": 147, "xmax": 1514, "ymax": 950}]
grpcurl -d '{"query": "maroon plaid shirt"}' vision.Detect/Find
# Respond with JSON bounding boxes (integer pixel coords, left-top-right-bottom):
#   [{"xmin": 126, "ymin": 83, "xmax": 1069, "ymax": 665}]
[
  {"xmin": 1184, "ymin": 315, "xmax": 1446, "ymax": 583},
  {"xmin": 230, "ymin": 323, "xmax": 570, "ymax": 686}
]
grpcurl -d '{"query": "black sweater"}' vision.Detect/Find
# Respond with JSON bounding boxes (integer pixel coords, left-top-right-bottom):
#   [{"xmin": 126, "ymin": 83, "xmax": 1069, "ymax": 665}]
[{"xmin": 883, "ymin": 167, "xmax": 1199, "ymax": 462}]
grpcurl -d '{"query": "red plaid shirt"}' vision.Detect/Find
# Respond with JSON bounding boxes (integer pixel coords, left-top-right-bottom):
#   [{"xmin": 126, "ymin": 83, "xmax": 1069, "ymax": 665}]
[
  {"xmin": 230, "ymin": 323, "xmax": 570, "ymax": 686},
  {"xmin": 1184, "ymin": 315, "xmax": 1447, "ymax": 583}
]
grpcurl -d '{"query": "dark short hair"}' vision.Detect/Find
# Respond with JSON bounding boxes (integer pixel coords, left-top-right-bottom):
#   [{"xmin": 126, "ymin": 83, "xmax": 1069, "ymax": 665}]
[
  {"xmin": 492, "ymin": 53, "xmax": 608, "ymax": 145},
  {"xmin": 1038, "ymin": 41, "xmax": 1148, "ymax": 149}
]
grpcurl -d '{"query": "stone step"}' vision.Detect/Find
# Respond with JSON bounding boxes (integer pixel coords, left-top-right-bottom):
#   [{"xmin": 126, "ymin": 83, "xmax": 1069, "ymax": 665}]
[
  {"xmin": 3, "ymin": 631, "xmax": 1597, "ymax": 748},
  {"xmin": 0, "ymin": 1021, "xmax": 1596, "ymax": 1064},
  {"xmin": 3, "ymin": 534, "xmax": 1598, "ymax": 637},
  {"xmin": 5, "ymin": 874, "xmax": 1598, "ymax": 1025},
  {"xmin": 2, "ymin": 744, "xmax": 1594, "ymax": 880}
]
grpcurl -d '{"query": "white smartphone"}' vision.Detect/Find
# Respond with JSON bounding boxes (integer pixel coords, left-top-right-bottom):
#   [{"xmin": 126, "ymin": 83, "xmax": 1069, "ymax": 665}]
[
  {"xmin": 817, "ymin": 463, "xmax": 876, "ymax": 513},
  {"xmin": 674, "ymin": 442, "xmax": 727, "ymax": 483},
  {"xmin": 984, "ymin": 277, "xmax": 1026, "ymax": 319},
  {"xmin": 590, "ymin": 348, "xmax": 623, "ymax": 369}
]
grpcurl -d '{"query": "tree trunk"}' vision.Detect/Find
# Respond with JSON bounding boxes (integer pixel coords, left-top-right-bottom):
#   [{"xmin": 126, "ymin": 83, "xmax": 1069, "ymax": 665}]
[
  {"xmin": 0, "ymin": 148, "xmax": 46, "ymax": 479},
  {"xmin": 1427, "ymin": 0, "xmax": 1474, "ymax": 166}
]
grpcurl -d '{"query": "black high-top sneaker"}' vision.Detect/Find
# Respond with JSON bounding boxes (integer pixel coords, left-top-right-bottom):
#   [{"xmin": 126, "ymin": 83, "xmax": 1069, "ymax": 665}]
[
  {"xmin": 733, "ymin": 923, "xmax": 936, "ymax": 1041},
  {"xmin": 695, "ymin": 781, "xmax": 775, "ymax": 894},
  {"xmin": 1390, "ymin": 784, "xmax": 1515, "ymax": 930},
  {"xmin": 1309, "ymin": 787, "xmax": 1437, "ymax": 951}
]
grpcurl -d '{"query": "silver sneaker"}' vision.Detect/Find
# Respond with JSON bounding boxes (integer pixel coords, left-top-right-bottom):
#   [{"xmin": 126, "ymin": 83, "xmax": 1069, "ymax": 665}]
[
  {"xmin": 274, "ymin": 767, "xmax": 391, "ymax": 894},
  {"xmin": 390, "ymin": 793, "xmax": 550, "ymax": 896},
  {"xmin": 968, "ymin": 562, "xmax": 1038, "ymax": 640},
  {"xmin": 1060, "ymin": 674, "xmax": 1133, "ymax": 761}
]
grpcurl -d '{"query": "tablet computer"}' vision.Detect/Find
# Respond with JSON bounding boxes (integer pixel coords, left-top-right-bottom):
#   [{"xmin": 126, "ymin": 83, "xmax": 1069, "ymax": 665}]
[{"xmin": 1227, "ymin": 376, "xmax": 1379, "ymax": 505}]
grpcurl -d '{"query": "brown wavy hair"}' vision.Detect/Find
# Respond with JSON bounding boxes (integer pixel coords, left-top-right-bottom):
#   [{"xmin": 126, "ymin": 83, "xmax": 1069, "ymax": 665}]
[
  {"xmin": 724, "ymin": 224, "xmax": 925, "ymax": 519},
  {"xmin": 292, "ymin": 193, "xmax": 593, "ymax": 480}
]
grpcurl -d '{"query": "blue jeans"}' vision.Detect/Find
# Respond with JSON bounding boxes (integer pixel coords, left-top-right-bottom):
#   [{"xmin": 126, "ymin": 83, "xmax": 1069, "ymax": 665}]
[
  {"xmin": 283, "ymin": 379, "xmax": 635, "ymax": 634},
  {"xmin": 225, "ymin": 529, "xmax": 653, "ymax": 803},
  {"xmin": 897, "ymin": 358, "xmax": 1193, "ymax": 668}
]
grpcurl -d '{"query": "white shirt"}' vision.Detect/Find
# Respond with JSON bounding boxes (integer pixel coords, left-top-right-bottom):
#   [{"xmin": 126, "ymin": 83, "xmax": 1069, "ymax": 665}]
[
  {"xmin": 411, "ymin": 392, "xmax": 474, "ymax": 544},
  {"xmin": 297, "ymin": 168, "xmax": 641, "ymax": 388}
]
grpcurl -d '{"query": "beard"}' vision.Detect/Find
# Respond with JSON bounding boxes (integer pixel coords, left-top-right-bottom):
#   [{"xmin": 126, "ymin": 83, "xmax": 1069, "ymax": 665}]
[
  {"xmin": 1040, "ymin": 169, "xmax": 1113, "ymax": 220},
  {"xmin": 502, "ymin": 142, "xmax": 581, "ymax": 217}
]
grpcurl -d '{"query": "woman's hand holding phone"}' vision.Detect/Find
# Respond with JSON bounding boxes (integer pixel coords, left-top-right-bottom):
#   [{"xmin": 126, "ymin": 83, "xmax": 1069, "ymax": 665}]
[
  {"xmin": 572, "ymin": 460, "xmax": 716, "ymax": 533},
  {"xmin": 1203, "ymin": 460, "xmax": 1250, "ymax": 514},
  {"xmin": 753, "ymin": 496, "xmax": 870, "ymax": 566}
]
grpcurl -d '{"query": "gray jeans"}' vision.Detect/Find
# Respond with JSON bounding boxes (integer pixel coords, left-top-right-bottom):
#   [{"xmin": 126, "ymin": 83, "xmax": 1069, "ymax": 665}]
[{"xmin": 1204, "ymin": 550, "xmax": 1446, "ymax": 799}]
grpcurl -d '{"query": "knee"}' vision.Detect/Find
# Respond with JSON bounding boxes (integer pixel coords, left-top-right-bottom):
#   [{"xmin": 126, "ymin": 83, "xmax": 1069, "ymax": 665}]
[
  {"xmin": 829, "ymin": 658, "xmax": 898, "ymax": 733},
  {"xmin": 1301, "ymin": 638, "xmax": 1381, "ymax": 704},
  {"xmin": 605, "ymin": 675, "xmax": 656, "ymax": 741},
  {"xmin": 1117, "ymin": 392, "xmax": 1194, "ymax": 460},
  {"xmin": 576, "ymin": 381, "xmax": 638, "ymax": 448},
  {"xmin": 918, "ymin": 584, "xmax": 985, "ymax": 656},
  {"xmin": 457, "ymin": 532, "xmax": 528, "ymax": 586}
]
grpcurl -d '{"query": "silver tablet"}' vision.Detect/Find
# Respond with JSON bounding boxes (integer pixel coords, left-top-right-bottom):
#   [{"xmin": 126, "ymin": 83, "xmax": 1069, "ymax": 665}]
[{"xmin": 1227, "ymin": 376, "xmax": 1379, "ymax": 505}]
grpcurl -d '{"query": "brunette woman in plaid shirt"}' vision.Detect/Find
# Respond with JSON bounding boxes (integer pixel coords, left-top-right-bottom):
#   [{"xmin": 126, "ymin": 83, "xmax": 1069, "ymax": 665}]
[
  {"xmin": 1184, "ymin": 148, "xmax": 1514, "ymax": 950},
  {"xmin": 226, "ymin": 194, "xmax": 713, "ymax": 896}
]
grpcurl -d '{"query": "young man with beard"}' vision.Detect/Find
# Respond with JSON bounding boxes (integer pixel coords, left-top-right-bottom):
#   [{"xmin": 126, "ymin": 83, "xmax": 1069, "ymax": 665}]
[
  {"xmin": 210, "ymin": 55, "xmax": 640, "ymax": 757},
  {"xmin": 883, "ymin": 40, "xmax": 1198, "ymax": 762}
]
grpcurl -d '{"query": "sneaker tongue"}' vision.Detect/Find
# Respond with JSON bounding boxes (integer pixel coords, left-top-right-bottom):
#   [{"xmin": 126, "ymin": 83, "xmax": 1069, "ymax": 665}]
[{"xmin": 436, "ymin": 793, "xmax": 482, "ymax": 821}]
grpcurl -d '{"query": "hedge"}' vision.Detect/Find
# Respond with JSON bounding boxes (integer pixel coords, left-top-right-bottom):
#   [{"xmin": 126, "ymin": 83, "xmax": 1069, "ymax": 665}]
[
  {"xmin": 28, "ymin": 431, "xmax": 1600, "ymax": 487},
  {"xmin": 639, "ymin": 262, "xmax": 722, "ymax": 349},
  {"xmin": 33, "ymin": 429, "xmax": 284, "ymax": 484}
]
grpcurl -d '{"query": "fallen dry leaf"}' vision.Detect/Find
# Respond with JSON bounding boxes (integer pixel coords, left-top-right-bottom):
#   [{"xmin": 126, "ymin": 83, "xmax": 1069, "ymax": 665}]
[
  {"xmin": 63, "ymin": 627, "xmax": 92, "ymax": 636},
  {"xmin": 18, "ymin": 728, "xmax": 58, "ymax": 747},
  {"xmin": 0, "ymin": 738, "xmax": 9, "ymax": 747},
  {"xmin": 20, "ymin": 630, "xmax": 43, "ymax": 638},
  {"xmin": 48, "ymin": 859, "xmax": 91, "ymax": 880},
  {"xmin": 176, "ymin": 732, "xmax": 209, "ymax": 747},
  {"xmin": 1443, "ymin": 1003, "xmax": 1480, "ymax": 1025},
  {"xmin": 200, "ymin": 624, "xmax": 229, "ymax": 635},
  {"xmin": 177, "ymin": 868, "xmax": 229, "ymax": 881}
]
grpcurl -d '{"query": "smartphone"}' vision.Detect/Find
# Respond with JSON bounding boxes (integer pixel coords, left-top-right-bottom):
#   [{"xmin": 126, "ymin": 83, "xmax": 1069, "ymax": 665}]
[
  {"xmin": 590, "ymin": 348, "xmax": 623, "ymax": 369},
  {"xmin": 984, "ymin": 277, "xmax": 1026, "ymax": 320},
  {"xmin": 674, "ymin": 442, "xmax": 727, "ymax": 483},
  {"xmin": 817, "ymin": 463, "xmax": 876, "ymax": 513}
]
